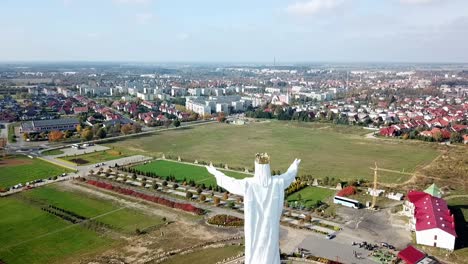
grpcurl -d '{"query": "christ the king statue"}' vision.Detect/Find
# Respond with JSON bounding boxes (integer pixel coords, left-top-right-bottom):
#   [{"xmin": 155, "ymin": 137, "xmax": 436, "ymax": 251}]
[{"xmin": 206, "ymin": 153, "xmax": 301, "ymax": 264}]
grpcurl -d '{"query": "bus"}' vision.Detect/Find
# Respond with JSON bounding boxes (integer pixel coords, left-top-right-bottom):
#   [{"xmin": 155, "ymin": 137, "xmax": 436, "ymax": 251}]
[{"xmin": 333, "ymin": 196, "xmax": 360, "ymax": 209}]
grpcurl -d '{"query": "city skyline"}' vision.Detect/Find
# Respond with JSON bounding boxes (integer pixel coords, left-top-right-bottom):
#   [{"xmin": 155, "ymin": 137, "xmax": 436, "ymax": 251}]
[{"xmin": 1, "ymin": 0, "xmax": 468, "ymax": 62}]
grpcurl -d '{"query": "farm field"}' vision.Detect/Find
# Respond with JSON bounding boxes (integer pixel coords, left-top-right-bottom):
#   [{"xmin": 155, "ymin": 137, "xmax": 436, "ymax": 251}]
[
  {"xmin": 162, "ymin": 245, "xmax": 244, "ymax": 264},
  {"xmin": 133, "ymin": 159, "xmax": 251, "ymax": 187},
  {"xmin": 60, "ymin": 149, "xmax": 128, "ymax": 165},
  {"xmin": 287, "ymin": 186, "xmax": 336, "ymax": 208},
  {"xmin": 0, "ymin": 156, "xmax": 72, "ymax": 189},
  {"xmin": 0, "ymin": 184, "xmax": 164, "ymax": 264},
  {"xmin": 107, "ymin": 121, "xmax": 440, "ymax": 183}
]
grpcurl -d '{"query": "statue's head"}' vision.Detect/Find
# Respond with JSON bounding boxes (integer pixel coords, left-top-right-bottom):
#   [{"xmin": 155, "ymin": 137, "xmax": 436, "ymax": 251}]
[
  {"xmin": 254, "ymin": 153, "xmax": 271, "ymax": 187},
  {"xmin": 255, "ymin": 153, "xmax": 270, "ymax": 164}
]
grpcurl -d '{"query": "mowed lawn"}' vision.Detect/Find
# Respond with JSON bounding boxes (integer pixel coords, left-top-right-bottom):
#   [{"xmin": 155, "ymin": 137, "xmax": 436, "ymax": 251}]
[
  {"xmin": 60, "ymin": 149, "xmax": 128, "ymax": 165},
  {"xmin": 0, "ymin": 197, "xmax": 110, "ymax": 264},
  {"xmin": 22, "ymin": 185, "xmax": 165, "ymax": 233},
  {"xmin": 0, "ymin": 156, "xmax": 72, "ymax": 188},
  {"xmin": 0, "ymin": 184, "xmax": 164, "ymax": 264},
  {"xmin": 287, "ymin": 186, "xmax": 336, "ymax": 207},
  {"xmin": 134, "ymin": 160, "xmax": 252, "ymax": 187},
  {"xmin": 108, "ymin": 121, "xmax": 439, "ymax": 183}
]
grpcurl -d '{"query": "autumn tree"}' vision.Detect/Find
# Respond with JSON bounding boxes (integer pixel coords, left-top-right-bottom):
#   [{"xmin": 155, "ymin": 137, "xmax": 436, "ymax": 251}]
[
  {"xmin": 76, "ymin": 124, "xmax": 83, "ymax": 133},
  {"xmin": 217, "ymin": 112, "xmax": 226, "ymax": 123},
  {"xmin": 121, "ymin": 124, "xmax": 133, "ymax": 135},
  {"xmin": 132, "ymin": 123, "xmax": 142, "ymax": 133},
  {"xmin": 49, "ymin": 130, "xmax": 64, "ymax": 142},
  {"xmin": 81, "ymin": 128, "xmax": 93, "ymax": 141},
  {"xmin": 96, "ymin": 128, "xmax": 107, "ymax": 139},
  {"xmin": 450, "ymin": 132, "xmax": 462, "ymax": 143}
]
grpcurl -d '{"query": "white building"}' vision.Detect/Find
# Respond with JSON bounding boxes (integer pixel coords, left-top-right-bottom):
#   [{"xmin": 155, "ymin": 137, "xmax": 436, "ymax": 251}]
[{"xmin": 403, "ymin": 189, "xmax": 456, "ymax": 251}]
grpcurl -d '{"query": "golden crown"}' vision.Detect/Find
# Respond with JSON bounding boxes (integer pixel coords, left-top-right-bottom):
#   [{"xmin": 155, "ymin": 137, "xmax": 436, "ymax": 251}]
[{"xmin": 255, "ymin": 153, "xmax": 270, "ymax": 164}]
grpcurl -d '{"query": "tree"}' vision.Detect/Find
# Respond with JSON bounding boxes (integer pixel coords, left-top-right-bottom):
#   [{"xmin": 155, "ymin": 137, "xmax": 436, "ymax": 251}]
[
  {"xmin": 64, "ymin": 130, "xmax": 72, "ymax": 138},
  {"xmin": 22, "ymin": 133, "xmax": 29, "ymax": 140},
  {"xmin": 200, "ymin": 194, "xmax": 206, "ymax": 202},
  {"xmin": 173, "ymin": 183, "xmax": 179, "ymax": 189},
  {"xmin": 96, "ymin": 128, "xmax": 106, "ymax": 139},
  {"xmin": 164, "ymin": 120, "xmax": 172, "ymax": 128},
  {"xmin": 223, "ymin": 193, "xmax": 229, "ymax": 201},
  {"xmin": 121, "ymin": 124, "xmax": 133, "ymax": 135},
  {"xmin": 81, "ymin": 128, "xmax": 93, "ymax": 141},
  {"xmin": 217, "ymin": 112, "xmax": 226, "ymax": 123},
  {"xmin": 49, "ymin": 130, "xmax": 64, "ymax": 142},
  {"xmin": 196, "ymin": 187, "xmax": 203, "ymax": 195},
  {"xmin": 186, "ymin": 192, "xmax": 193, "ymax": 199},
  {"xmin": 76, "ymin": 124, "xmax": 83, "ymax": 133},
  {"xmin": 173, "ymin": 120, "xmax": 181, "ymax": 128},
  {"xmin": 433, "ymin": 131, "xmax": 442, "ymax": 142},
  {"xmin": 132, "ymin": 123, "xmax": 142, "ymax": 133},
  {"xmin": 450, "ymin": 132, "xmax": 462, "ymax": 143},
  {"xmin": 213, "ymin": 196, "xmax": 220, "ymax": 206}
]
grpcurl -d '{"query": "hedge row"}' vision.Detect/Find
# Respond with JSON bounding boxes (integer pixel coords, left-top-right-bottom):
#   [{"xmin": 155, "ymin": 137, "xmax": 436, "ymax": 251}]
[{"xmin": 86, "ymin": 180, "xmax": 205, "ymax": 215}]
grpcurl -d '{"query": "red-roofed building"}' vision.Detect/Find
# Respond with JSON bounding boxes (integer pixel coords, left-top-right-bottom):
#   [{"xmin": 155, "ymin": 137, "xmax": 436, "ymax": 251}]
[
  {"xmin": 403, "ymin": 190, "xmax": 456, "ymax": 250},
  {"xmin": 397, "ymin": 245, "xmax": 425, "ymax": 264},
  {"xmin": 379, "ymin": 126, "xmax": 397, "ymax": 137}
]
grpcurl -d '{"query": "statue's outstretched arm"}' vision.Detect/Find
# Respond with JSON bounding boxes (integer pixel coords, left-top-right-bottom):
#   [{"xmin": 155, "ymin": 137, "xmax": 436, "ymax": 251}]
[
  {"xmin": 206, "ymin": 165, "xmax": 246, "ymax": 196},
  {"xmin": 277, "ymin": 159, "xmax": 301, "ymax": 189}
]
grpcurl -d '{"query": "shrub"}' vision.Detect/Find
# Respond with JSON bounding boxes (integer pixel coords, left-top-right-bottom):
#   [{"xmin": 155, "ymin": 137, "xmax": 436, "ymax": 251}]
[
  {"xmin": 200, "ymin": 194, "xmax": 206, "ymax": 201},
  {"xmin": 337, "ymin": 186, "xmax": 356, "ymax": 197},
  {"xmin": 213, "ymin": 197, "xmax": 221, "ymax": 206}
]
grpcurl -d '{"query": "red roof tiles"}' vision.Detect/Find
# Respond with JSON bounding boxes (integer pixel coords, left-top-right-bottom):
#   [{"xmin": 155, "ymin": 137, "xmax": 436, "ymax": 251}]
[{"xmin": 407, "ymin": 191, "xmax": 456, "ymax": 237}]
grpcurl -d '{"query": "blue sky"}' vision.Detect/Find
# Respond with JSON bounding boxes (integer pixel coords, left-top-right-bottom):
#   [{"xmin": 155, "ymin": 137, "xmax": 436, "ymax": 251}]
[{"xmin": 1, "ymin": 0, "xmax": 467, "ymax": 62}]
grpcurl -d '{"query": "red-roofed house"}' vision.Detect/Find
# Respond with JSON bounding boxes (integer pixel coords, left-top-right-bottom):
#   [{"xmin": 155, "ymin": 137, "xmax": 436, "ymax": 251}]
[
  {"xmin": 403, "ymin": 190, "xmax": 456, "ymax": 250},
  {"xmin": 379, "ymin": 126, "xmax": 397, "ymax": 137},
  {"xmin": 397, "ymin": 245, "xmax": 425, "ymax": 264}
]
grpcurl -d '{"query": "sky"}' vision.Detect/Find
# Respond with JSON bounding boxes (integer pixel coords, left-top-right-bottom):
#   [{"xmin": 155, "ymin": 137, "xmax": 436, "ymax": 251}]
[{"xmin": 0, "ymin": 0, "xmax": 467, "ymax": 63}]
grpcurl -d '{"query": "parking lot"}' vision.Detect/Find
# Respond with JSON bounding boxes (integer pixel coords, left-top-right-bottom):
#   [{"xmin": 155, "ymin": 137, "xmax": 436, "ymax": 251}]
[{"xmin": 52, "ymin": 144, "xmax": 110, "ymax": 157}]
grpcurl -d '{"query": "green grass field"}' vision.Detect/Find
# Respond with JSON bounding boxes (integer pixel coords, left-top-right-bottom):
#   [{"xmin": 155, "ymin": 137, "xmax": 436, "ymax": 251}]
[
  {"xmin": 134, "ymin": 160, "xmax": 251, "ymax": 187},
  {"xmin": 287, "ymin": 186, "xmax": 336, "ymax": 207},
  {"xmin": 0, "ymin": 156, "xmax": 72, "ymax": 188},
  {"xmin": 60, "ymin": 150, "xmax": 128, "ymax": 165},
  {"xmin": 0, "ymin": 196, "xmax": 110, "ymax": 264},
  {"xmin": 107, "ymin": 121, "xmax": 439, "ymax": 183},
  {"xmin": 162, "ymin": 245, "xmax": 243, "ymax": 264},
  {"xmin": 0, "ymin": 184, "xmax": 164, "ymax": 264},
  {"xmin": 42, "ymin": 149, "xmax": 65, "ymax": 156}
]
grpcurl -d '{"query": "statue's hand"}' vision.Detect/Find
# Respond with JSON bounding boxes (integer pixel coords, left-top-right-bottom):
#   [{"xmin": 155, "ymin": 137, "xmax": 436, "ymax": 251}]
[{"xmin": 289, "ymin": 159, "xmax": 301, "ymax": 171}]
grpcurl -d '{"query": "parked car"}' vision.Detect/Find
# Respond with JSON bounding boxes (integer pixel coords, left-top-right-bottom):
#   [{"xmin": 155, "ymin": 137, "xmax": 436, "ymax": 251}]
[{"xmin": 325, "ymin": 234, "xmax": 335, "ymax": 240}]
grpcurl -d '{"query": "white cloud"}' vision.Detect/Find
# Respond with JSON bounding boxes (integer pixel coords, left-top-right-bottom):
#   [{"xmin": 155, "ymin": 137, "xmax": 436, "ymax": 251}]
[
  {"xmin": 135, "ymin": 13, "xmax": 153, "ymax": 25},
  {"xmin": 176, "ymin": 33, "xmax": 190, "ymax": 41},
  {"xmin": 286, "ymin": 0, "xmax": 345, "ymax": 16}
]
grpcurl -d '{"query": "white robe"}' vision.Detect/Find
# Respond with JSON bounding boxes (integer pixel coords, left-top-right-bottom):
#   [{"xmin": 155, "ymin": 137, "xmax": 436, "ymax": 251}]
[{"xmin": 207, "ymin": 160, "xmax": 299, "ymax": 264}]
